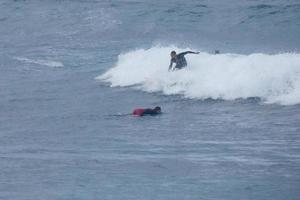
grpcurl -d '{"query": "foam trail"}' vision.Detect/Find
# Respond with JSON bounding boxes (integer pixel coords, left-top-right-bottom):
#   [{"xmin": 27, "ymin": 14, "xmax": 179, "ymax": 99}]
[
  {"xmin": 97, "ymin": 46, "xmax": 300, "ymax": 105},
  {"xmin": 14, "ymin": 57, "xmax": 64, "ymax": 67}
]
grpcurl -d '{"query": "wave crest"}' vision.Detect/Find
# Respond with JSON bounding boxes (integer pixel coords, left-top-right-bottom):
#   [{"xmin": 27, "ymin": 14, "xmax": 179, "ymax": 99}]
[{"xmin": 97, "ymin": 46, "xmax": 300, "ymax": 105}]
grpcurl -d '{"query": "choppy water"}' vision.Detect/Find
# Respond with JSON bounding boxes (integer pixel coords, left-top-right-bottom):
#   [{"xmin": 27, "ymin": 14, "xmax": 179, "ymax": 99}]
[{"xmin": 1, "ymin": 0, "xmax": 300, "ymax": 200}]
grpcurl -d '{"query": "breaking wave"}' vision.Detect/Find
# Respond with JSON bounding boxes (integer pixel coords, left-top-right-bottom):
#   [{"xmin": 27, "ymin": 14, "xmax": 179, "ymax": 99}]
[{"xmin": 97, "ymin": 46, "xmax": 300, "ymax": 105}]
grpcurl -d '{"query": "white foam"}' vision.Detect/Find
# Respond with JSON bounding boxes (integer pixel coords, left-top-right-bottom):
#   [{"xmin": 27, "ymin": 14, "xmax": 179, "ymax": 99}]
[
  {"xmin": 97, "ymin": 46, "xmax": 300, "ymax": 105},
  {"xmin": 14, "ymin": 57, "xmax": 64, "ymax": 68}
]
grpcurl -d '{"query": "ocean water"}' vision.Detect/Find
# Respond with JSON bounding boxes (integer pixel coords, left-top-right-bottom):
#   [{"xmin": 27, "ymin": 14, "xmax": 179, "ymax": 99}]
[{"xmin": 1, "ymin": 0, "xmax": 300, "ymax": 199}]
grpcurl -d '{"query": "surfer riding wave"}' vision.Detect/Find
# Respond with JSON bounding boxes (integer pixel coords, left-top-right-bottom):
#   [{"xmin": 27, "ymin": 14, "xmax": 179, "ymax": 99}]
[{"xmin": 168, "ymin": 51, "xmax": 199, "ymax": 71}]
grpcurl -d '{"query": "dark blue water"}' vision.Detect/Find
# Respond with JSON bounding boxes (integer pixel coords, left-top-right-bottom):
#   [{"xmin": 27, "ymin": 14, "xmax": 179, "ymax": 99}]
[{"xmin": 1, "ymin": 0, "xmax": 300, "ymax": 199}]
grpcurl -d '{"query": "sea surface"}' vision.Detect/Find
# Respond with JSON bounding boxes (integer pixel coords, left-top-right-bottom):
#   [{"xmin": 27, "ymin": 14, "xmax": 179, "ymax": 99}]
[{"xmin": 1, "ymin": 0, "xmax": 300, "ymax": 199}]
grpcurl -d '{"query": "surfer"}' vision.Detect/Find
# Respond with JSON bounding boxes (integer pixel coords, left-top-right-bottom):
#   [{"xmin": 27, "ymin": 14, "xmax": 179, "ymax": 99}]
[
  {"xmin": 132, "ymin": 106, "xmax": 161, "ymax": 116},
  {"xmin": 168, "ymin": 51, "xmax": 200, "ymax": 71}
]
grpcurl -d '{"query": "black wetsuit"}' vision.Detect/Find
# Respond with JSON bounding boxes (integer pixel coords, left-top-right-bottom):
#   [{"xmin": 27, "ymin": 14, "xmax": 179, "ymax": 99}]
[
  {"xmin": 169, "ymin": 51, "xmax": 196, "ymax": 71},
  {"xmin": 132, "ymin": 108, "xmax": 161, "ymax": 116},
  {"xmin": 143, "ymin": 109, "xmax": 160, "ymax": 116}
]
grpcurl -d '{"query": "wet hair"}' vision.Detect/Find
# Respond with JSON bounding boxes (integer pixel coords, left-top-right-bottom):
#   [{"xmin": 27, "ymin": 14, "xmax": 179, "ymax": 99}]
[
  {"xmin": 171, "ymin": 51, "xmax": 176, "ymax": 55},
  {"xmin": 154, "ymin": 106, "xmax": 161, "ymax": 111}
]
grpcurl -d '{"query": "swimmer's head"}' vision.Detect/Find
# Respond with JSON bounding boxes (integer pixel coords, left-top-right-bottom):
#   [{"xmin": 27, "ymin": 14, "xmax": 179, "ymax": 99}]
[
  {"xmin": 170, "ymin": 51, "xmax": 176, "ymax": 58},
  {"xmin": 154, "ymin": 106, "xmax": 161, "ymax": 113}
]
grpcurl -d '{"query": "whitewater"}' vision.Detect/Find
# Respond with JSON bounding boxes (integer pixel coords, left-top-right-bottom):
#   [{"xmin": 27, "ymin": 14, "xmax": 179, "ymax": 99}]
[{"xmin": 98, "ymin": 46, "xmax": 300, "ymax": 105}]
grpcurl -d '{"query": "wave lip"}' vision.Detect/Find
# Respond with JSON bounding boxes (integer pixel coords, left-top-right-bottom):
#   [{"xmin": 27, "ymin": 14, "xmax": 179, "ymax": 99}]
[{"xmin": 97, "ymin": 46, "xmax": 300, "ymax": 106}]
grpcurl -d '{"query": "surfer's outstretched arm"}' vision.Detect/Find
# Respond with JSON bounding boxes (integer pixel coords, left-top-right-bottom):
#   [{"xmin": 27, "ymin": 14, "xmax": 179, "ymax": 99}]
[{"xmin": 179, "ymin": 51, "xmax": 200, "ymax": 56}]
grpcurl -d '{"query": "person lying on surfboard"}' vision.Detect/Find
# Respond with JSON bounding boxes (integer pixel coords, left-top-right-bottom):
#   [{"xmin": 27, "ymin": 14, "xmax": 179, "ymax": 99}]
[
  {"xmin": 132, "ymin": 106, "xmax": 161, "ymax": 116},
  {"xmin": 168, "ymin": 50, "xmax": 200, "ymax": 71}
]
